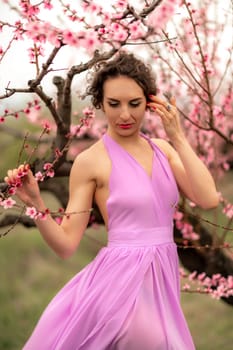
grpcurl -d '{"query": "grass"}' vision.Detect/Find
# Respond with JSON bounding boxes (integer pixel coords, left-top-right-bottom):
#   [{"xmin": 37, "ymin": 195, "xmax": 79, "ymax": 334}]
[
  {"xmin": 182, "ymin": 292, "xmax": 233, "ymax": 350},
  {"xmin": 0, "ymin": 225, "xmax": 106, "ymax": 350},
  {"xmin": 0, "ymin": 224, "xmax": 233, "ymax": 350}
]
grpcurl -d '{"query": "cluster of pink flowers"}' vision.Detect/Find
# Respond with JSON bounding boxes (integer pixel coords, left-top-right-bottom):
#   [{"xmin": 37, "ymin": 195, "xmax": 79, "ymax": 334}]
[
  {"xmin": 0, "ymin": 0, "xmax": 188, "ymax": 62},
  {"xmin": 25, "ymin": 206, "xmax": 66, "ymax": 223},
  {"xmin": 147, "ymin": 0, "xmax": 180, "ymax": 31},
  {"xmin": 25, "ymin": 21, "xmax": 62, "ymax": 47},
  {"xmin": 81, "ymin": 107, "xmax": 95, "ymax": 121},
  {"xmin": 20, "ymin": 0, "xmax": 182, "ymax": 54},
  {"xmin": 183, "ymin": 99, "xmax": 230, "ymax": 174},
  {"xmin": 180, "ymin": 268, "xmax": 233, "ymax": 299},
  {"xmin": 68, "ymin": 107, "xmax": 95, "ymax": 137},
  {"xmin": 43, "ymin": 162, "xmax": 55, "ymax": 178},
  {"xmin": 174, "ymin": 210, "xmax": 200, "ymax": 242},
  {"xmin": 34, "ymin": 163, "xmax": 55, "ymax": 182},
  {"xmin": 25, "ymin": 206, "xmax": 49, "ymax": 220},
  {"xmin": 223, "ymin": 203, "xmax": 233, "ymax": 219},
  {"xmin": 221, "ymin": 90, "xmax": 233, "ymax": 114},
  {"xmin": 19, "ymin": 0, "xmax": 40, "ymax": 18},
  {"xmin": 0, "ymin": 99, "xmax": 41, "ymax": 123},
  {"xmin": 42, "ymin": 120, "xmax": 52, "ymax": 133},
  {"xmin": 27, "ymin": 45, "xmax": 45, "ymax": 63},
  {"xmin": 81, "ymin": 1, "xmax": 103, "ymax": 14},
  {"xmin": 19, "ymin": 0, "xmax": 52, "ymax": 16},
  {"xmin": 0, "ymin": 197, "xmax": 16, "ymax": 209}
]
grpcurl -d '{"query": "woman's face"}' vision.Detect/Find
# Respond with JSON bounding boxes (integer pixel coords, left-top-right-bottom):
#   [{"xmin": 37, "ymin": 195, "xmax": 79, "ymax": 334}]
[{"xmin": 101, "ymin": 75, "xmax": 147, "ymax": 137}]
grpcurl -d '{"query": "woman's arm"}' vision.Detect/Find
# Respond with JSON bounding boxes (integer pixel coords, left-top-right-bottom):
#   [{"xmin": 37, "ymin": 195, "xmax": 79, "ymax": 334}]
[
  {"xmin": 148, "ymin": 95, "xmax": 219, "ymax": 209},
  {"xmin": 5, "ymin": 151, "xmax": 95, "ymax": 259},
  {"xmin": 154, "ymin": 137, "xmax": 219, "ymax": 209}
]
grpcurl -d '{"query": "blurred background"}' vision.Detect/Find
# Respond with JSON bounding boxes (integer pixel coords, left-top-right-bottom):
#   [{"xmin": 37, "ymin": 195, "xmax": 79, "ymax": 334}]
[{"xmin": 0, "ymin": 0, "xmax": 233, "ymax": 349}]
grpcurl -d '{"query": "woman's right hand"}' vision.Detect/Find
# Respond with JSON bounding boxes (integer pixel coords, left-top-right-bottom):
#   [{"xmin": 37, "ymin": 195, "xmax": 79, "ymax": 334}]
[{"xmin": 4, "ymin": 164, "xmax": 42, "ymax": 208}]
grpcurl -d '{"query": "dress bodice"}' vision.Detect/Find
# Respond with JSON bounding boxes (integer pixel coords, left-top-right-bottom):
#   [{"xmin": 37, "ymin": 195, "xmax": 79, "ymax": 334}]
[{"xmin": 102, "ymin": 133, "xmax": 179, "ymax": 234}]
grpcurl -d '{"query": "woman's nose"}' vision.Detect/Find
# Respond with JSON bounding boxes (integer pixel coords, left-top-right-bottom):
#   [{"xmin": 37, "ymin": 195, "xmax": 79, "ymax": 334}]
[{"xmin": 119, "ymin": 107, "xmax": 131, "ymax": 121}]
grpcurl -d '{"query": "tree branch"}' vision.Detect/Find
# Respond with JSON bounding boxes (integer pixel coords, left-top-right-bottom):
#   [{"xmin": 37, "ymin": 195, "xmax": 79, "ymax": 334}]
[{"xmin": 29, "ymin": 46, "xmax": 63, "ymax": 88}]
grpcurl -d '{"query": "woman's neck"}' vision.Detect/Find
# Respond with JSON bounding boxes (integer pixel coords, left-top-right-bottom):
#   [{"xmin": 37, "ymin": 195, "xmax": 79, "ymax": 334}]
[{"xmin": 106, "ymin": 128, "xmax": 143, "ymax": 146}]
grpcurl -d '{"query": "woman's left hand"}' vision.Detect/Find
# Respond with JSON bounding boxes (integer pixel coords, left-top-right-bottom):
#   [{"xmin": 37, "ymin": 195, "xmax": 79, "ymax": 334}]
[{"xmin": 147, "ymin": 95, "xmax": 184, "ymax": 142}]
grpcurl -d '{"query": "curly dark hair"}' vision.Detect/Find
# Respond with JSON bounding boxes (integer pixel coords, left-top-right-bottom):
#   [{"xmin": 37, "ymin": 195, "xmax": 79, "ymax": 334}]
[{"xmin": 86, "ymin": 52, "xmax": 157, "ymax": 109}]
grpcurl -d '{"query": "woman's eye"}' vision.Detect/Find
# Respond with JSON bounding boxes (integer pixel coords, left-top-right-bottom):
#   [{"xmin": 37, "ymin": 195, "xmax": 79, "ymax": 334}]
[
  {"xmin": 108, "ymin": 102, "xmax": 118, "ymax": 107},
  {"xmin": 130, "ymin": 102, "xmax": 140, "ymax": 107},
  {"xmin": 108, "ymin": 101, "xmax": 141, "ymax": 108}
]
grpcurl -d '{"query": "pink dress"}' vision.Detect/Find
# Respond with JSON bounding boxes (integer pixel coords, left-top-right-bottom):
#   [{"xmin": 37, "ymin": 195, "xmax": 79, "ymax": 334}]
[{"xmin": 23, "ymin": 132, "xmax": 195, "ymax": 350}]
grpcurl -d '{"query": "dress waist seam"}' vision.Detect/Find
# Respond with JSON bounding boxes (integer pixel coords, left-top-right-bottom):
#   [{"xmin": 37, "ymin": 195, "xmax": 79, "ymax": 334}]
[{"xmin": 107, "ymin": 226, "xmax": 174, "ymax": 247}]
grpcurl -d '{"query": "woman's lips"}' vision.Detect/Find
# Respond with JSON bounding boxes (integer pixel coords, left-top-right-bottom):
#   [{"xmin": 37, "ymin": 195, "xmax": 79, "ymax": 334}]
[{"xmin": 118, "ymin": 124, "xmax": 133, "ymax": 129}]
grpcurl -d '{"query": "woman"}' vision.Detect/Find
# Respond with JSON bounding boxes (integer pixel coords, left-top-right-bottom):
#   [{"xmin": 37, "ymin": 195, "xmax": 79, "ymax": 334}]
[{"xmin": 5, "ymin": 52, "xmax": 219, "ymax": 349}]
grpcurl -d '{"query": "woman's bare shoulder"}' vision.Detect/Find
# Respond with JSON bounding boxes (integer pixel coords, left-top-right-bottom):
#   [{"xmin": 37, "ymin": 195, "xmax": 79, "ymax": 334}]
[
  {"xmin": 150, "ymin": 137, "xmax": 173, "ymax": 159},
  {"xmin": 72, "ymin": 139, "xmax": 106, "ymax": 175}
]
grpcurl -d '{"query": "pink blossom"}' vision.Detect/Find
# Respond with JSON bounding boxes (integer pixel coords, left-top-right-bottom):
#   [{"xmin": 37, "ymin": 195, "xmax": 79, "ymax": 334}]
[
  {"xmin": 175, "ymin": 210, "xmax": 199, "ymax": 241},
  {"xmin": 36, "ymin": 211, "xmax": 48, "ymax": 220},
  {"xmin": 111, "ymin": 25, "xmax": 128, "ymax": 42},
  {"xmin": 223, "ymin": 203, "xmax": 233, "ymax": 219},
  {"xmin": 115, "ymin": 0, "xmax": 128, "ymax": 10},
  {"xmin": 8, "ymin": 187, "xmax": 17, "ymax": 195},
  {"xmin": 55, "ymin": 148, "xmax": 63, "ymax": 159},
  {"xmin": 43, "ymin": 163, "xmax": 54, "ymax": 178},
  {"xmin": 179, "ymin": 267, "xmax": 187, "ymax": 278},
  {"xmin": 19, "ymin": 0, "xmax": 40, "ymax": 17},
  {"xmin": 35, "ymin": 171, "xmax": 45, "ymax": 182},
  {"xmin": 27, "ymin": 45, "xmax": 45, "ymax": 63},
  {"xmin": 69, "ymin": 124, "xmax": 80, "ymax": 137},
  {"xmin": 102, "ymin": 12, "xmax": 112, "ymax": 26},
  {"xmin": 25, "ymin": 207, "xmax": 38, "ymax": 219},
  {"xmin": 182, "ymin": 283, "xmax": 191, "ymax": 291},
  {"xmin": 197, "ymin": 272, "xmax": 206, "ymax": 281},
  {"xmin": 46, "ymin": 169, "xmax": 55, "ymax": 178},
  {"xmin": 112, "ymin": 27, "xmax": 128, "ymax": 41},
  {"xmin": 43, "ymin": 0, "xmax": 53, "ymax": 10},
  {"xmin": 81, "ymin": 1, "xmax": 102, "ymax": 13},
  {"xmin": 42, "ymin": 121, "xmax": 51, "ymax": 133},
  {"xmin": 80, "ymin": 31, "xmax": 100, "ymax": 53},
  {"xmin": 1, "ymin": 197, "xmax": 16, "ymax": 209},
  {"xmin": 43, "ymin": 162, "xmax": 53, "ymax": 170},
  {"xmin": 147, "ymin": 0, "xmax": 178, "ymax": 31},
  {"xmin": 188, "ymin": 271, "xmax": 197, "ymax": 281},
  {"xmin": 82, "ymin": 107, "xmax": 95, "ymax": 118},
  {"xmin": 55, "ymin": 217, "xmax": 62, "ymax": 225},
  {"xmin": 174, "ymin": 211, "xmax": 183, "ymax": 220},
  {"xmin": 227, "ymin": 276, "xmax": 233, "ymax": 289},
  {"xmin": 223, "ymin": 162, "xmax": 230, "ymax": 170},
  {"xmin": 24, "ymin": 108, "xmax": 30, "ymax": 114},
  {"xmin": 63, "ymin": 30, "xmax": 78, "ymax": 46},
  {"xmin": 128, "ymin": 21, "xmax": 145, "ymax": 40},
  {"xmin": 89, "ymin": 3, "xmax": 102, "ymax": 13}
]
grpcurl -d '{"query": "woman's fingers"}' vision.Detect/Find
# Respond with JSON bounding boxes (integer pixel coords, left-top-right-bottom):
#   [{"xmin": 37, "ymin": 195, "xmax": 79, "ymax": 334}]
[
  {"xmin": 149, "ymin": 94, "xmax": 168, "ymax": 106},
  {"xmin": 5, "ymin": 169, "xmax": 15, "ymax": 184},
  {"xmin": 170, "ymin": 96, "xmax": 176, "ymax": 107},
  {"xmin": 4, "ymin": 164, "xmax": 30, "ymax": 185},
  {"xmin": 148, "ymin": 94, "xmax": 176, "ymax": 112}
]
